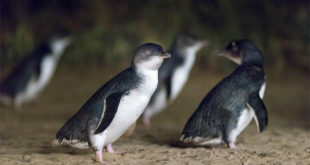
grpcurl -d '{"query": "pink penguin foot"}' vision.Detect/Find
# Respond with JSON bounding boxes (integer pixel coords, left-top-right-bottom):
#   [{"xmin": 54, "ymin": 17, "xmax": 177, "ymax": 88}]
[
  {"xmin": 143, "ymin": 116, "xmax": 151, "ymax": 127},
  {"xmin": 106, "ymin": 144, "xmax": 125, "ymax": 155},
  {"xmin": 229, "ymin": 142, "xmax": 236, "ymax": 149},
  {"xmin": 95, "ymin": 150, "xmax": 104, "ymax": 163}
]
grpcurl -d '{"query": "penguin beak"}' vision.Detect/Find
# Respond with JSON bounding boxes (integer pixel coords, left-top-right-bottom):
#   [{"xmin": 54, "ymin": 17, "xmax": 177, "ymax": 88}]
[
  {"xmin": 199, "ymin": 40, "xmax": 209, "ymax": 47},
  {"xmin": 56, "ymin": 36, "xmax": 73, "ymax": 48},
  {"xmin": 215, "ymin": 50, "xmax": 242, "ymax": 65},
  {"xmin": 195, "ymin": 40, "xmax": 209, "ymax": 50},
  {"xmin": 161, "ymin": 52, "xmax": 171, "ymax": 59},
  {"xmin": 215, "ymin": 50, "xmax": 230, "ymax": 57},
  {"xmin": 64, "ymin": 36, "xmax": 74, "ymax": 45}
]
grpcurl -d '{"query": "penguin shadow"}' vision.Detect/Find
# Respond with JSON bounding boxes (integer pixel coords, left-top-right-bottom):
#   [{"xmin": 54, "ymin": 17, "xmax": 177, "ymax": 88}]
[
  {"xmin": 142, "ymin": 132, "xmax": 180, "ymax": 147},
  {"xmin": 34, "ymin": 144, "xmax": 92, "ymax": 155},
  {"xmin": 135, "ymin": 126, "xmax": 213, "ymax": 149},
  {"xmin": 134, "ymin": 125, "xmax": 233, "ymax": 150},
  {"xmin": 140, "ymin": 131, "xmax": 218, "ymax": 149},
  {"xmin": 0, "ymin": 104, "xmax": 16, "ymax": 111}
]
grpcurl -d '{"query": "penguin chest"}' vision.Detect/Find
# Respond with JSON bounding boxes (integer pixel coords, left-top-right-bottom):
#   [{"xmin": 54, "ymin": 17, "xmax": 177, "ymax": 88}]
[
  {"xmin": 227, "ymin": 108, "xmax": 254, "ymax": 142},
  {"xmin": 227, "ymin": 82, "xmax": 266, "ymax": 142},
  {"xmin": 36, "ymin": 56, "xmax": 57, "ymax": 91},
  {"xmin": 102, "ymin": 90, "xmax": 153, "ymax": 145},
  {"xmin": 23, "ymin": 56, "xmax": 57, "ymax": 101},
  {"xmin": 170, "ymin": 55, "xmax": 195, "ymax": 100}
]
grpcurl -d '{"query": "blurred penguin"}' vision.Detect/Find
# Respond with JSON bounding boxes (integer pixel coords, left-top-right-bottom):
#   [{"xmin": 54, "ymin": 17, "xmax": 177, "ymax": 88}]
[
  {"xmin": 143, "ymin": 33, "xmax": 208, "ymax": 126},
  {"xmin": 0, "ymin": 34, "xmax": 72, "ymax": 109}
]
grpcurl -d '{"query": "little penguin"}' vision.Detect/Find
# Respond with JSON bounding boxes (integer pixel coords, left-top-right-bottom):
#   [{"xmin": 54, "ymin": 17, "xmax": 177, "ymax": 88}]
[
  {"xmin": 180, "ymin": 39, "xmax": 268, "ymax": 149},
  {"xmin": 0, "ymin": 35, "xmax": 72, "ymax": 109},
  {"xmin": 143, "ymin": 33, "xmax": 208, "ymax": 126},
  {"xmin": 53, "ymin": 43, "xmax": 170, "ymax": 163}
]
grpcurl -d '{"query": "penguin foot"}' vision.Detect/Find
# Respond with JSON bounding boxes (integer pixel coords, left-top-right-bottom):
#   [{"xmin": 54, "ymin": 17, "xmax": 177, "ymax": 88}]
[
  {"xmin": 229, "ymin": 142, "xmax": 236, "ymax": 149},
  {"xmin": 107, "ymin": 144, "xmax": 125, "ymax": 155},
  {"xmin": 143, "ymin": 116, "xmax": 151, "ymax": 127},
  {"xmin": 95, "ymin": 150, "xmax": 104, "ymax": 163}
]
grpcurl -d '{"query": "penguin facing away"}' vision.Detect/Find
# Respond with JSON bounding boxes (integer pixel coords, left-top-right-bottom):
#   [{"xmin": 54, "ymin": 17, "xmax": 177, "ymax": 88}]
[
  {"xmin": 143, "ymin": 33, "xmax": 208, "ymax": 126},
  {"xmin": 0, "ymin": 35, "xmax": 72, "ymax": 109},
  {"xmin": 180, "ymin": 39, "xmax": 268, "ymax": 149},
  {"xmin": 53, "ymin": 43, "xmax": 170, "ymax": 163}
]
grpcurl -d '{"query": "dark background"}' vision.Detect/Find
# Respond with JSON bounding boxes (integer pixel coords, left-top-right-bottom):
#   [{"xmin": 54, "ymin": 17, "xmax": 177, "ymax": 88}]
[
  {"xmin": 1, "ymin": 0, "xmax": 309, "ymax": 74},
  {"xmin": 0, "ymin": 0, "xmax": 309, "ymax": 128},
  {"xmin": 0, "ymin": 1, "xmax": 309, "ymax": 164}
]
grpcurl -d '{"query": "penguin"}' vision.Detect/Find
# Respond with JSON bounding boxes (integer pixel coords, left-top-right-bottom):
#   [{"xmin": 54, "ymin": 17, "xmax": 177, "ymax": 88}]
[
  {"xmin": 53, "ymin": 43, "xmax": 170, "ymax": 163},
  {"xmin": 143, "ymin": 33, "xmax": 208, "ymax": 126},
  {"xmin": 180, "ymin": 39, "xmax": 268, "ymax": 149},
  {"xmin": 0, "ymin": 35, "xmax": 72, "ymax": 109}
]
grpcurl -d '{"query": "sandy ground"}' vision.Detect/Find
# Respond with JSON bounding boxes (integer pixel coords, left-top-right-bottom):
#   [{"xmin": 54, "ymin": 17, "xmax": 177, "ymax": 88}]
[{"xmin": 0, "ymin": 65, "xmax": 309, "ymax": 165}]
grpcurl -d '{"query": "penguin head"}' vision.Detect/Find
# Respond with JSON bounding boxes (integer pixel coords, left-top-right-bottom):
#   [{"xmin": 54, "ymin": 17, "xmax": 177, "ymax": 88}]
[
  {"xmin": 174, "ymin": 33, "xmax": 208, "ymax": 56},
  {"xmin": 218, "ymin": 39, "xmax": 263, "ymax": 65},
  {"xmin": 132, "ymin": 43, "xmax": 171, "ymax": 71},
  {"xmin": 49, "ymin": 35, "xmax": 73, "ymax": 57}
]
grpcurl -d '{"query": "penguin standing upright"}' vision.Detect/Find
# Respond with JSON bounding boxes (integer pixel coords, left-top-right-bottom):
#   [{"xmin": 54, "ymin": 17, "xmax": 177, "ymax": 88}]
[
  {"xmin": 143, "ymin": 33, "xmax": 208, "ymax": 126},
  {"xmin": 180, "ymin": 39, "xmax": 268, "ymax": 148},
  {"xmin": 53, "ymin": 43, "xmax": 170, "ymax": 163},
  {"xmin": 0, "ymin": 35, "xmax": 72, "ymax": 109}
]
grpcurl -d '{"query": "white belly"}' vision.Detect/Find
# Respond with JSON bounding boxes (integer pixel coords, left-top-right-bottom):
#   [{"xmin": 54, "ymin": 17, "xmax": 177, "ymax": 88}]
[
  {"xmin": 102, "ymin": 90, "xmax": 151, "ymax": 145},
  {"xmin": 170, "ymin": 54, "xmax": 195, "ymax": 100},
  {"xmin": 144, "ymin": 86, "xmax": 167, "ymax": 118},
  {"xmin": 228, "ymin": 108, "xmax": 255, "ymax": 142},
  {"xmin": 26, "ymin": 56, "xmax": 56, "ymax": 99},
  {"xmin": 93, "ymin": 69, "xmax": 158, "ymax": 147},
  {"xmin": 228, "ymin": 82, "xmax": 266, "ymax": 142},
  {"xmin": 171, "ymin": 67, "xmax": 190, "ymax": 100}
]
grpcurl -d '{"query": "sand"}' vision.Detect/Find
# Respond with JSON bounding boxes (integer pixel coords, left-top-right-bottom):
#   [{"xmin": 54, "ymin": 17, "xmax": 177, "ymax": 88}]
[{"xmin": 0, "ymin": 66, "xmax": 309, "ymax": 165}]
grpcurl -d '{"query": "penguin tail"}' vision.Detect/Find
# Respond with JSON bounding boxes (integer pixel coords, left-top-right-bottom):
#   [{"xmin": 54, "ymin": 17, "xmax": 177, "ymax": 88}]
[
  {"xmin": 52, "ymin": 125, "xmax": 89, "ymax": 149},
  {"xmin": 178, "ymin": 134, "xmax": 201, "ymax": 148},
  {"xmin": 52, "ymin": 135, "xmax": 89, "ymax": 149},
  {"xmin": 53, "ymin": 129, "xmax": 67, "ymax": 146},
  {"xmin": 179, "ymin": 134, "xmax": 193, "ymax": 143},
  {"xmin": 51, "ymin": 138, "xmax": 62, "ymax": 146},
  {"xmin": 52, "ymin": 131, "xmax": 68, "ymax": 146},
  {"xmin": 180, "ymin": 135, "xmax": 185, "ymax": 141},
  {"xmin": 180, "ymin": 133, "xmax": 224, "ymax": 147}
]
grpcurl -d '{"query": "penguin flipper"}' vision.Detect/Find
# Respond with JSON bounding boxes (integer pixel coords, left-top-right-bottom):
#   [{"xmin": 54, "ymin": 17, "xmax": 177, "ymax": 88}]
[
  {"xmin": 33, "ymin": 61, "xmax": 42, "ymax": 79},
  {"xmin": 55, "ymin": 68, "xmax": 138, "ymax": 144},
  {"xmin": 55, "ymin": 90, "xmax": 126, "ymax": 144},
  {"xmin": 247, "ymin": 92, "xmax": 268, "ymax": 132},
  {"xmin": 164, "ymin": 76, "xmax": 172, "ymax": 99},
  {"xmin": 94, "ymin": 91, "xmax": 126, "ymax": 134}
]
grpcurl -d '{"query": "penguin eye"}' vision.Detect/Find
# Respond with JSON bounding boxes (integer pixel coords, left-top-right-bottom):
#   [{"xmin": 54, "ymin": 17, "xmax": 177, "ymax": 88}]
[
  {"xmin": 232, "ymin": 46, "xmax": 238, "ymax": 52},
  {"xmin": 183, "ymin": 38, "xmax": 195, "ymax": 46},
  {"xmin": 145, "ymin": 50, "xmax": 152, "ymax": 56}
]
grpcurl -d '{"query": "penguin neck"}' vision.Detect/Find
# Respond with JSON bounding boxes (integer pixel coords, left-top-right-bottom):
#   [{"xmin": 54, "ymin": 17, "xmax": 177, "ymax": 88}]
[
  {"xmin": 180, "ymin": 48, "xmax": 197, "ymax": 69},
  {"xmin": 50, "ymin": 39, "xmax": 70, "ymax": 60},
  {"xmin": 134, "ymin": 66, "xmax": 158, "ymax": 79},
  {"xmin": 51, "ymin": 47, "xmax": 66, "ymax": 60},
  {"xmin": 241, "ymin": 51, "xmax": 264, "ymax": 68}
]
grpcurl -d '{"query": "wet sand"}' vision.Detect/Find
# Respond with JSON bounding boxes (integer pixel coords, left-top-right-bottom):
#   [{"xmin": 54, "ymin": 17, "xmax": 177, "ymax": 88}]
[{"xmin": 0, "ymin": 65, "xmax": 309, "ymax": 165}]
